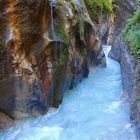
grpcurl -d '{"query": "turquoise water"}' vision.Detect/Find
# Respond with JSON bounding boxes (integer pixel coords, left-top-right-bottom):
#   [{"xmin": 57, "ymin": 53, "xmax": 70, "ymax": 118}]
[{"xmin": 0, "ymin": 46, "xmax": 136, "ymax": 140}]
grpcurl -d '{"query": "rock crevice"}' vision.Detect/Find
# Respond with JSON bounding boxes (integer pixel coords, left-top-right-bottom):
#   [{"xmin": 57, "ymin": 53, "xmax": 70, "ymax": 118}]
[{"xmin": 0, "ymin": 0, "xmax": 111, "ymax": 128}]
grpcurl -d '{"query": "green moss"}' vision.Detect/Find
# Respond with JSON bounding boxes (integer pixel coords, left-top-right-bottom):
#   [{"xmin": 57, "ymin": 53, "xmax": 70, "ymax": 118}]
[
  {"xmin": 103, "ymin": 0, "xmax": 112, "ymax": 13},
  {"xmin": 136, "ymin": 0, "xmax": 140, "ymax": 4},
  {"xmin": 60, "ymin": 49, "xmax": 67, "ymax": 61},
  {"xmin": 48, "ymin": 0, "xmax": 69, "ymax": 44},
  {"xmin": 48, "ymin": 19, "xmax": 68, "ymax": 44},
  {"xmin": 52, "ymin": 47, "xmax": 67, "ymax": 70},
  {"xmin": 84, "ymin": 0, "xmax": 112, "ymax": 19},
  {"xmin": 49, "ymin": 0, "xmax": 112, "ymax": 45},
  {"xmin": 69, "ymin": 0, "xmax": 75, "ymax": 10},
  {"xmin": 55, "ymin": 20, "xmax": 69, "ymax": 44},
  {"xmin": 122, "ymin": 9, "xmax": 140, "ymax": 60}
]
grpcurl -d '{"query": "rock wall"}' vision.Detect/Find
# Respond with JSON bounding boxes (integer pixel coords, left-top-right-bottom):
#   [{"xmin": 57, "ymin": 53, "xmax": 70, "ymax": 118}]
[
  {"xmin": 109, "ymin": 0, "xmax": 140, "ymax": 138},
  {"xmin": 0, "ymin": 0, "xmax": 110, "ymax": 127},
  {"xmin": 109, "ymin": 0, "xmax": 138, "ymax": 101},
  {"xmin": 0, "ymin": 111, "xmax": 14, "ymax": 130}
]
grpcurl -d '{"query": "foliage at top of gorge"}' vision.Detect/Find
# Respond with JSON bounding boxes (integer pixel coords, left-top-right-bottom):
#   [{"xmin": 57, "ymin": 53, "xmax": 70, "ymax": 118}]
[
  {"xmin": 84, "ymin": 0, "xmax": 112, "ymax": 13},
  {"xmin": 136, "ymin": 0, "xmax": 140, "ymax": 4},
  {"xmin": 0, "ymin": 0, "xmax": 113, "ymax": 82},
  {"xmin": 83, "ymin": 0, "xmax": 112, "ymax": 20},
  {"xmin": 48, "ymin": 0, "xmax": 112, "ymax": 44},
  {"xmin": 122, "ymin": 5, "xmax": 140, "ymax": 60}
]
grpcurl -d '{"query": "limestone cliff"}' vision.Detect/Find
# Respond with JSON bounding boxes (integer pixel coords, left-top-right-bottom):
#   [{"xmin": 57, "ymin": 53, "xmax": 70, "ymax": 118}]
[
  {"xmin": 0, "ymin": 0, "xmax": 112, "ymax": 128},
  {"xmin": 109, "ymin": 0, "xmax": 137, "ymax": 101},
  {"xmin": 109, "ymin": 0, "xmax": 140, "ymax": 138}
]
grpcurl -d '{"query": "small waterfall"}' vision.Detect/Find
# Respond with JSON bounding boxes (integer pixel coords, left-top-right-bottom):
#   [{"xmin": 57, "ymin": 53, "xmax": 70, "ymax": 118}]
[
  {"xmin": 49, "ymin": 0, "xmax": 57, "ymax": 40},
  {"xmin": 49, "ymin": 0, "xmax": 61, "ymax": 60},
  {"xmin": 73, "ymin": 0, "xmax": 85, "ymax": 19},
  {"xmin": 6, "ymin": 29, "xmax": 13, "ymax": 42},
  {"xmin": 63, "ymin": 1, "xmax": 73, "ymax": 20}
]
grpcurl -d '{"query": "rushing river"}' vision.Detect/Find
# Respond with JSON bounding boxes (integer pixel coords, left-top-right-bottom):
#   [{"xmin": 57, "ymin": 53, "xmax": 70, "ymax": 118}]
[{"xmin": 0, "ymin": 46, "xmax": 136, "ymax": 140}]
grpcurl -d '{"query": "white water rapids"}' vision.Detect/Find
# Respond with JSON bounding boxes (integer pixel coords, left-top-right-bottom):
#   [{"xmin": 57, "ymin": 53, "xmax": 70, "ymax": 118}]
[{"xmin": 0, "ymin": 46, "xmax": 136, "ymax": 140}]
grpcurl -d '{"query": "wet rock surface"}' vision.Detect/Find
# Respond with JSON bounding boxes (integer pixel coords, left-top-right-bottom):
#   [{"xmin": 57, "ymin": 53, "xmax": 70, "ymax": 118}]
[
  {"xmin": 109, "ymin": 0, "xmax": 138, "ymax": 102},
  {"xmin": 0, "ymin": 111, "xmax": 14, "ymax": 130},
  {"xmin": 0, "ymin": 0, "xmax": 109, "ymax": 127},
  {"xmin": 109, "ymin": 0, "xmax": 140, "ymax": 138},
  {"xmin": 110, "ymin": 38, "xmax": 136, "ymax": 103}
]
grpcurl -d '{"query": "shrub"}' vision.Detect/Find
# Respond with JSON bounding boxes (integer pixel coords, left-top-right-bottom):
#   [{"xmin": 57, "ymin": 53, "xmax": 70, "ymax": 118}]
[
  {"xmin": 122, "ymin": 9, "xmax": 140, "ymax": 59},
  {"xmin": 84, "ymin": 0, "xmax": 112, "ymax": 17},
  {"xmin": 136, "ymin": 0, "xmax": 140, "ymax": 4}
]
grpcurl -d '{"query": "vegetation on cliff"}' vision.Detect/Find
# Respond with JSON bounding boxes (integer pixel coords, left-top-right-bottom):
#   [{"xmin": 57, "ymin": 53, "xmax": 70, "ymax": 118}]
[
  {"xmin": 136, "ymin": 0, "xmax": 140, "ymax": 4},
  {"xmin": 0, "ymin": 0, "xmax": 109, "ymax": 119},
  {"xmin": 50, "ymin": 0, "xmax": 112, "ymax": 44},
  {"xmin": 84, "ymin": 0, "xmax": 112, "ymax": 21},
  {"xmin": 122, "ymin": 8, "xmax": 140, "ymax": 60},
  {"xmin": 84, "ymin": 0, "xmax": 112, "ymax": 13}
]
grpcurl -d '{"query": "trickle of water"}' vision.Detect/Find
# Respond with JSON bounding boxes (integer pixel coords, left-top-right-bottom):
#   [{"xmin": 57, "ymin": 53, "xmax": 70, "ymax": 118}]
[
  {"xmin": 63, "ymin": 1, "xmax": 73, "ymax": 18},
  {"xmin": 73, "ymin": 0, "xmax": 89, "ymax": 20},
  {"xmin": 49, "ymin": 0, "xmax": 57, "ymax": 40},
  {"xmin": 49, "ymin": 0, "xmax": 57, "ymax": 7},
  {"xmin": 6, "ymin": 29, "xmax": 13, "ymax": 42},
  {"xmin": 0, "ymin": 46, "xmax": 136, "ymax": 140}
]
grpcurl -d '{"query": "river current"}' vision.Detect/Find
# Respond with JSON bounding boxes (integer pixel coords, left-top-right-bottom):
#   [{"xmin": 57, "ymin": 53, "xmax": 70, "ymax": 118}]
[{"xmin": 0, "ymin": 46, "xmax": 136, "ymax": 140}]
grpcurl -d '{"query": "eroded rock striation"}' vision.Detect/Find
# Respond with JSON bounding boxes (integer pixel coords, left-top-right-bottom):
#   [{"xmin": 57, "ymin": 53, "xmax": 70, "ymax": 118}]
[
  {"xmin": 0, "ymin": 111, "xmax": 14, "ymax": 130},
  {"xmin": 0, "ymin": 0, "xmax": 112, "ymax": 127}
]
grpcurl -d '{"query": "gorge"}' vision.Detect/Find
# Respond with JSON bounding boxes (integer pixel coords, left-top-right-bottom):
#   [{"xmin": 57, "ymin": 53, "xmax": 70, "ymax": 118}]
[
  {"xmin": 0, "ymin": 0, "xmax": 140, "ymax": 139},
  {"xmin": 0, "ymin": 46, "xmax": 137, "ymax": 140}
]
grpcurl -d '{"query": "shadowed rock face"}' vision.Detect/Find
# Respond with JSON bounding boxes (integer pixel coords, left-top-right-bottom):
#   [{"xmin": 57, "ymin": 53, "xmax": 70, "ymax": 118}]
[
  {"xmin": 84, "ymin": 22, "xmax": 106, "ymax": 68},
  {"xmin": 109, "ymin": 0, "xmax": 137, "ymax": 61},
  {"xmin": 0, "ymin": 0, "xmax": 52, "ymax": 118},
  {"xmin": 109, "ymin": 0, "xmax": 138, "ymax": 99},
  {"xmin": 0, "ymin": 0, "xmax": 109, "ymax": 126},
  {"xmin": 109, "ymin": 0, "xmax": 140, "ymax": 138},
  {"xmin": 0, "ymin": 111, "xmax": 14, "ymax": 130}
]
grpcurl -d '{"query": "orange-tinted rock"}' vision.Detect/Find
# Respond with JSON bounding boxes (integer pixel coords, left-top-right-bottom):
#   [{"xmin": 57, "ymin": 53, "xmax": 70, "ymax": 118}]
[
  {"xmin": 7, "ymin": 0, "xmax": 50, "ymax": 56},
  {"xmin": 0, "ymin": 0, "xmax": 109, "ymax": 125}
]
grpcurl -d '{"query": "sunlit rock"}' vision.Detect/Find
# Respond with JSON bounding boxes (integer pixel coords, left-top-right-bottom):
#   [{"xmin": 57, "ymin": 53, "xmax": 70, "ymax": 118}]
[{"xmin": 0, "ymin": 0, "xmax": 111, "ymax": 124}]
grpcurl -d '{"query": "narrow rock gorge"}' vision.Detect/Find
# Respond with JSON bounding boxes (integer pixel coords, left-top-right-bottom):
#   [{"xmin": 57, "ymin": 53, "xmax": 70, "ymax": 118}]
[
  {"xmin": 0, "ymin": 0, "xmax": 111, "ymax": 119},
  {"xmin": 0, "ymin": 0, "xmax": 140, "ymax": 139}
]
